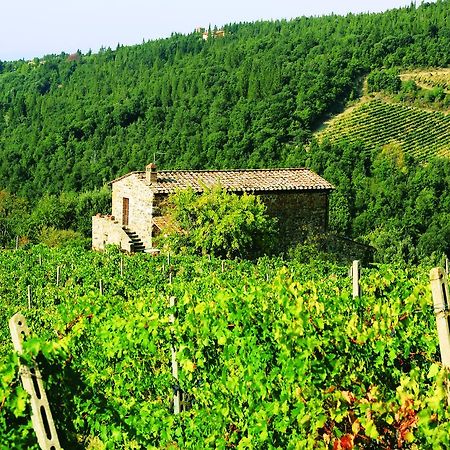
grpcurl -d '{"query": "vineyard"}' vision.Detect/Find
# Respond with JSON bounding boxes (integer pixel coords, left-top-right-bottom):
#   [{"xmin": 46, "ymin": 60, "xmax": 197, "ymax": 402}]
[
  {"xmin": 400, "ymin": 69, "xmax": 450, "ymax": 94},
  {"xmin": 1, "ymin": 245, "xmax": 450, "ymax": 448},
  {"xmin": 317, "ymin": 97, "xmax": 450, "ymax": 161}
]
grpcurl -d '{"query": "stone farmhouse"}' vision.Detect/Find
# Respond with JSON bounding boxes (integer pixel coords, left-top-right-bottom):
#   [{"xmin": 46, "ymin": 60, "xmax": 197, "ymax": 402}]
[{"xmin": 92, "ymin": 164, "xmax": 334, "ymax": 253}]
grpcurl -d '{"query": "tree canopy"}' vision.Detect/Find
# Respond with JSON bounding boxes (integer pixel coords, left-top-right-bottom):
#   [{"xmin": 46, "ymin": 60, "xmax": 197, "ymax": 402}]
[{"xmin": 158, "ymin": 186, "xmax": 277, "ymax": 258}]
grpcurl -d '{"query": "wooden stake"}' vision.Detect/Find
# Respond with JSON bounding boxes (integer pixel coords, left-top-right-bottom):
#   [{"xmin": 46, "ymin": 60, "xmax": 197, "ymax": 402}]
[
  {"xmin": 169, "ymin": 272, "xmax": 172, "ymax": 285},
  {"xmin": 9, "ymin": 313, "xmax": 62, "ymax": 449},
  {"xmin": 15, "ymin": 236, "xmax": 19, "ymax": 250},
  {"xmin": 170, "ymin": 296, "xmax": 180, "ymax": 414},
  {"xmin": 221, "ymin": 260, "xmax": 225, "ymax": 273},
  {"xmin": 352, "ymin": 260, "xmax": 361, "ymax": 299},
  {"xmin": 167, "ymin": 253, "xmax": 171, "ymax": 266},
  {"xmin": 56, "ymin": 266, "xmax": 61, "ymax": 286},
  {"xmin": 27, "ymin": 285, "xmax": 32, "ymax": 309},
  {"xmin": 120, "ymin": 257, "xmax": 124, "ymax": 277},
  {"xmin": 99, "ymin": 279, "xmax": 103, "ymax": 295},
  {"xmin": 430, "ymin": 268, "xmax": 450, "ymax": 368},
  {"xmin": 38, "ymin": 255, "xmax": 42, "ymax": 265}
]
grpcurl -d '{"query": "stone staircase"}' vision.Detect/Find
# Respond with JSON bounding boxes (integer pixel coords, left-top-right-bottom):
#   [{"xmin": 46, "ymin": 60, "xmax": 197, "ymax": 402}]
[{"xmin": 123, "ymin": 227, "xmax": 146, "ymax": 253}]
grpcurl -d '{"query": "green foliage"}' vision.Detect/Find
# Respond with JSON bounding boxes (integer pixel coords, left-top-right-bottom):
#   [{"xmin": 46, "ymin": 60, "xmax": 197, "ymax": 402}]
[
  {"xmin": 0, "ymin": 188, "xmax": 110, "ymax": 248},
  {"xmin": 38, "ymin": 227, "xmax": 89, "ymax": 248},
  {"xmin": 73, "ymin": 187, "xmax": 111, "ymax": 236},
  {"xmin": 328, "ymin": 191, "xmax": 351, "ymax": 234},
  {"xmin": 396, "ymin": 73, "xmax": 450, "ymax": 112},
  {"xmin": 0, "ymin": 352, "xmax": 38, "ymax": 449},
  {"xmin": 307, "ymin": 138, "xmax": 450, "ymax": 263},
  {"xmin": 367, "ymin": 69, "xmax": 401, "ymax": 94},
  {"xmin": 0, "ymin": 191, "xmax": 29, "ymax": 247},
  {"xmin": 159, "ymin": 186, "xmax": 277, "ymax": 258},
  {"xmin": 0, "ymin": 246, "xmax": 448, "ymax": 448}
]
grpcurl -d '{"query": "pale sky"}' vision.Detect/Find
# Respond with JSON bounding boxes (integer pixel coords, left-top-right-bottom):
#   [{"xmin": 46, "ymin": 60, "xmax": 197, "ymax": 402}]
[{"xmin": 1, "ymin": 0, "xmax": 425, "ymax": 61}]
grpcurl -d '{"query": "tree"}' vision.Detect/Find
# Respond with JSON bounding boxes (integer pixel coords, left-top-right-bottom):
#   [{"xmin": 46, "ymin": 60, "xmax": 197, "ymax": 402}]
[
  {"xmin": 367, "ymin": 69, "xmax": 401, "ymax": 94},
  {"xmin": 158, "ymin": 186, "xmax": 277, "ymax": 258},
  {"xmin": 0, "ymin": 191, "xmax": 29, "ymax": 247}
]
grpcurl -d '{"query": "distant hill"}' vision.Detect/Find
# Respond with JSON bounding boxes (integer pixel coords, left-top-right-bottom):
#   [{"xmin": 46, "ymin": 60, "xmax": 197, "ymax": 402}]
[
  {"xmin": 316, "ymin": 95, "xmax": 450, "ymax": 161},
  {"xmin": 0, "ymin": 0, "xmax": 449, "ymax": 198}
]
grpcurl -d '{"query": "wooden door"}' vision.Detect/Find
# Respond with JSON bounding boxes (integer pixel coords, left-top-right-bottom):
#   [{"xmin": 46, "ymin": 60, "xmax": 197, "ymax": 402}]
[{"xmin": 122, "ymin": 198, "xmax": 129, "ymax": 226}]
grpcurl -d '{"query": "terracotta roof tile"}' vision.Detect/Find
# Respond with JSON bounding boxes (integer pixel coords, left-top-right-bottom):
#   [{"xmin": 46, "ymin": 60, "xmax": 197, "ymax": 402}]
[{"xmin": 113, "ymin": 168, "xmax": 334, "ymax": 193}]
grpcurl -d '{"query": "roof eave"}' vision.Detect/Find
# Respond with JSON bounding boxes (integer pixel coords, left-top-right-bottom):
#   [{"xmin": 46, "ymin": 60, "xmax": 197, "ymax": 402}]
[{"xmin": 153, "ymin": 186, "xmax": 334, "ymax": 195}]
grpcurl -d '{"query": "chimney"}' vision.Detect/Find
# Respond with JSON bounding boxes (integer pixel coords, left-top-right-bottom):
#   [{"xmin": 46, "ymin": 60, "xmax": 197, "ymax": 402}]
[{"xmin": 146, "ymin": 163, "xmax": 157, "ymax": 184}]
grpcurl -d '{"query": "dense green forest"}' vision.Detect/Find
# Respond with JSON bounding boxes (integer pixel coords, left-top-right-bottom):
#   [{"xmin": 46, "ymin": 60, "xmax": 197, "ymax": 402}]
[{"xmin": 0, "ymin": 1, "xmax": 449, "ymax": 260}]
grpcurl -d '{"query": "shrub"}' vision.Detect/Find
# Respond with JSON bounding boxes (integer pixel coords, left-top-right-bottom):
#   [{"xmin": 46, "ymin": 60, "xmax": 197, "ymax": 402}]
[
  {"xmin": 38, "ymin": 226, "xmax": 90, "ymax": 248},
  {"xmin": 158, "ymin": 186, "xmax": 277, "ymax": 258},
  {"xmin": 367, "ymin": 69, "xmax": 401, "ymax": 94}
]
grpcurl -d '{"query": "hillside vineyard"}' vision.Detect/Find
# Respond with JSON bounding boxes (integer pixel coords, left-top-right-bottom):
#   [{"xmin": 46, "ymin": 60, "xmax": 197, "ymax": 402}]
[{"xmin": 318, "ymin": 98, "xmax": 450, "ymax": 160}]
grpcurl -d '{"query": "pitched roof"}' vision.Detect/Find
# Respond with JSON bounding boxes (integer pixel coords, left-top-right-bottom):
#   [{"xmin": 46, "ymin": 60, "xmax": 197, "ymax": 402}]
[{"xmin": 113, "ymin": 168, "xmax": 334, "ymax": 193}]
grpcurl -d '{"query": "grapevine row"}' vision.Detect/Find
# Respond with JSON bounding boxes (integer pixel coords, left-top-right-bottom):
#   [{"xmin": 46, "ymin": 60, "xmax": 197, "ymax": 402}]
[
  {"xmin": 0, "ymin": 246, "xmax": 449, "ymax": 448},
  {"xmin": 319, "ymin": 98, "xmax": 450, "ymax": 161}
]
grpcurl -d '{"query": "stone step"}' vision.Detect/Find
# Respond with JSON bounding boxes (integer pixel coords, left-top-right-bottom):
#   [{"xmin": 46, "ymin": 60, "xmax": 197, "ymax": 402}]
[{"xmin": 123, "ymin": 227, "xmax": 146, "ymax": 253}]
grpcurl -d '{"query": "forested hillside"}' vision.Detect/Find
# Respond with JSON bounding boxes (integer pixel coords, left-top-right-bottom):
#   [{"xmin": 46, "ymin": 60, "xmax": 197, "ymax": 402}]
[{"xmin": 0, "ymin": 1, "xmax": 448, "ymax": 199}]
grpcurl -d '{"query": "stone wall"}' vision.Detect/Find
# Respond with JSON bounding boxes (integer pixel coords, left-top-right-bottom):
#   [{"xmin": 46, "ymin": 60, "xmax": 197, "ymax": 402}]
[
  {"xmin": 322, "ymin": 233, "xmax": 374, "ymax": 265},
  {"xmin": 259, "ymin": 191, "xmax": 329, "ymax": 248},
  {"xmin": 92, "ymin": 215, "xmax": 133, "ymax": 252},
  {"xmin": 111, "ymin": 174, "xmax": 154, "ymax": 248}
]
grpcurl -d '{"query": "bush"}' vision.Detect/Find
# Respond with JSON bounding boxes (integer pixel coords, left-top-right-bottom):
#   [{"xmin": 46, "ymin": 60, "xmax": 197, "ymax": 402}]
[
  {"xmin": 38, "ymin": 226, "xmax": 90, "ymax": 248},
  {"xmin": 158, "ymin": 186, "xmax": 277, "ymax": 258},
  {"xmin": 367, "ymin": 69, "xmax": 401, "ymax": 94}
]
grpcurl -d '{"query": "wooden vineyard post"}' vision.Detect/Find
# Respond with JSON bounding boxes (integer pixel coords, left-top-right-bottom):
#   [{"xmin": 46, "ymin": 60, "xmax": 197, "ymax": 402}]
[
  {"xmin": 170, "ymin": 296, "xmax": 180, "ymax": 414},
  {"xmin": 15, "ymin": 236, "xmax": 19, "ymax": 250},
  {"xmin": 221, "ymin": 260, "xmax": 225, "ymax": 273},
  {"xmin": 430, "ymin": 268, "xmax": 450, "ymax": 369},
  {"xmin": 27, "ymin": 285, "xmax": 32, "ymax": 309},
  {"xmin": 351, "ymin": 260, "xmax": 361, "ymax": 299},
  {"xmin": 38, "ymin": 254, "xmax": 42, "ymax": 265},
  {"xmin": 56, "ymin": 266, "xmax": 61, "ymax": 286},
  {"xmin": 9, "ymin": 313, "xmax": 62, "ymax": 450},
  {"xmin": 99, "ymin": 279, "xmax": 103, "ymax": 295}
]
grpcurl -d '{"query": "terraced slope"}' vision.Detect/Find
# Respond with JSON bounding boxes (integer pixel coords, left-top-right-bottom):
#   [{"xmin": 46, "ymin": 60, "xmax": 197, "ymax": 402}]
[
  {"xmin": 400, "ymin": 68, "xmax": 450, "ymax": 93},
  {"xmin": 317, "ymin": 97, "xmax": 450, "ymax": 161}
]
